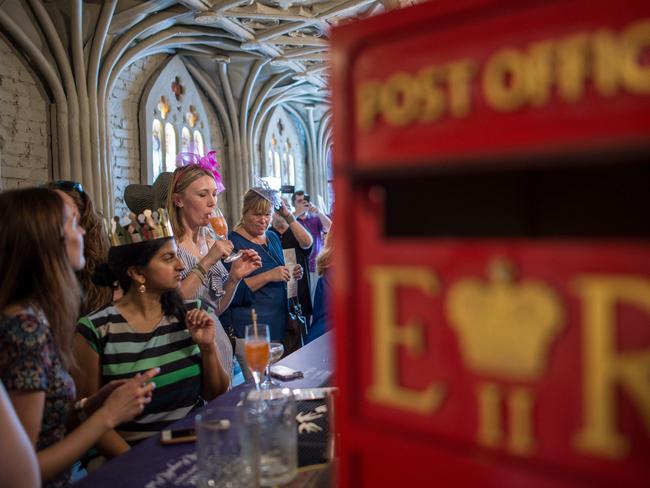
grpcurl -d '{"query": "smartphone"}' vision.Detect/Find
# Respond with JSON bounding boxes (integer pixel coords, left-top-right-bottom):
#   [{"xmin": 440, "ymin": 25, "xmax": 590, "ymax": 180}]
[
  {"xmin": 160, "ymin": 427, "xmax": 197, "ymax": 445},
  {"xmin": 270, "ymin": 364, "xmax": 304, "ymax": 381}
]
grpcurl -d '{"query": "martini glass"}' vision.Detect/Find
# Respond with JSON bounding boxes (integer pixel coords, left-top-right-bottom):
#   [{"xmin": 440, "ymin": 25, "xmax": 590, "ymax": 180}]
[{"xmin": 260, "ymin": 342, "xmax": 284, "ymax": 388}]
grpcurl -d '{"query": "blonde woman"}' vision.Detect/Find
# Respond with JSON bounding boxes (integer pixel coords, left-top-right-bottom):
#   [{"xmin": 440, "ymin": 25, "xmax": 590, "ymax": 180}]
[
  {"xmin": 165, "ymin": 160, "xmax": 261, "ymax": 386},
  {"xmin": 223, "ymin": 188, "xmax": 303, "ymax": 343}
]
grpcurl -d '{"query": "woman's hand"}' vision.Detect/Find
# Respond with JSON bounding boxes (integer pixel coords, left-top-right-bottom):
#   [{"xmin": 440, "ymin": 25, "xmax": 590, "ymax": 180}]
[
  {"xmin": 186, "ymin": 309, "xmax": 216, "ymax": 347},
  {"xmin": 292, "ymin": 264, "xmax": 303, "ymax": 281},
  {"xmin": 99, "ymin": 368, "xmax": 159, "ymax": 428},
  {"xmin": 278, "ymin": 201, "xmax": 292, "ymax": 219},
  {"xmin": 230, "ymin": 249, "xmax": 262, "ymax": 280},
  {"xmin": 269, "ymin": 266, "xmax": 292, "ymax": 282},
  {"xmin": 206, "ymin": 239, "xmax": 234, "ymax": 264},
  {"xmin": 83, "ymin": 379, "xmax": 127, "ymax": 417}
]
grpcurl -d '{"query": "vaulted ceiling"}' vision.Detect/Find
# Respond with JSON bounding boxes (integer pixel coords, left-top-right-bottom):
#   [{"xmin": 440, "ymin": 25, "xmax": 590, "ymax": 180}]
[
  {"xmin": 0, "ymin": 0, "xmax": 419, "ymax": 213},
  {"xmin": 110, "ymin": 0, "xmax": 416, "ymax": 89}
]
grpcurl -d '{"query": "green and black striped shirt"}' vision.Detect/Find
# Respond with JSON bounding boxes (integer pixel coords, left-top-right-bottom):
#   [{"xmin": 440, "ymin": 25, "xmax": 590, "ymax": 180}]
[{"xmin": 76, "ymin": 300, "xmax": 209, "ymax": 442}]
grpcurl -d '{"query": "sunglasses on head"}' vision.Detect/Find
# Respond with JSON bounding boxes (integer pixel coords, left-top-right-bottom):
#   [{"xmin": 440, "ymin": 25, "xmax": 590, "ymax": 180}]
[{"xmin": 52, "ymin": 180, "xmax": 84, "ymax": 194}]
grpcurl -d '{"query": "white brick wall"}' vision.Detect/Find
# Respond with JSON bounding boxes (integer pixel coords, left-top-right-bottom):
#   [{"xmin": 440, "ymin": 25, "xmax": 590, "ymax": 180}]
[
  {"xmin": 206, "ymin": 101, "xmax": 229, "ymax": 217},
  {"xmin": 109, "ymin": 54, "xmax": 166, "ymax": 214},
  {"xmin": 0, "ymin": 36, "xmax": 49, "ymax": 190},
  {"xmin": 112, "ymin": 55, "xmax": 230, "ymax": 218}
]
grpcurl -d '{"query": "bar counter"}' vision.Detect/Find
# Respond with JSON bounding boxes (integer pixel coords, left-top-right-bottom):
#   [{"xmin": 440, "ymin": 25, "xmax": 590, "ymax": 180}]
[{"xmin": 74, "ymin": 332, "xmax": 334, "ymax": 488}]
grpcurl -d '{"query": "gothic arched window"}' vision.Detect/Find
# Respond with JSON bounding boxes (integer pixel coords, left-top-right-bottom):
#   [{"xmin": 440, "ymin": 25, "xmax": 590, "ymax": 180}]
[
  {"xmin": 142, "ymin": 57, "xmax": 212, "ymax": 184},
  {"xmin": 263, "ymin": 108, "xmax": 304, "ymax": 190}
]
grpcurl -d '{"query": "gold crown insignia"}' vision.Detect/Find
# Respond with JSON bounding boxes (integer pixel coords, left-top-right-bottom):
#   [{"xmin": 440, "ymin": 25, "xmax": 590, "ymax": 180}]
[
  {"xmin": 106, "ymin": 208, "xmax": 174, "ymax": 246},
  {"xmin": 446, "ymin": 258, "xmax": 564, "ymax": 381}
]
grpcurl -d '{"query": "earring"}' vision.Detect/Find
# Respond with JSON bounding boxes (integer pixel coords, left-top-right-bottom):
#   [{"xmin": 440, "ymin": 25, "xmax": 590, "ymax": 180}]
[{"xmin": 138, "ymin": 283, "xmax": 146, "ymax": 293}]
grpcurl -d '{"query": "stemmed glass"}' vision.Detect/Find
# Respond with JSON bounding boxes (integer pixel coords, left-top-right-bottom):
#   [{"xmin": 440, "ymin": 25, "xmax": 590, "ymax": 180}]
[
  {"xmin": 244, "ymin": 324, "xmax": 270, "ymax": 390},
  {"xmin": 260, "ymin": 342, "xmax": 284, "ymax": 389},
  {"xmin": 209, "ymin": 207, "xmax": 243, "ymax": 263}
]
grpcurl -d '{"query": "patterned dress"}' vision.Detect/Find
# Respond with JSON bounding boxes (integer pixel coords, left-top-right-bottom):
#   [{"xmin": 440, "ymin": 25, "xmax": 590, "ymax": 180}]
[{"xmin": 0, "ymin": 306, "xmax": 76, "ymax": 488}]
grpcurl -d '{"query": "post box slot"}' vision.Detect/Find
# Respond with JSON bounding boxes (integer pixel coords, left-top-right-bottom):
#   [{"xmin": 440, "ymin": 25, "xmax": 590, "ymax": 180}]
[{"xmin": 376, "ymin": 160, "xmax": 650, "ymax": 238}]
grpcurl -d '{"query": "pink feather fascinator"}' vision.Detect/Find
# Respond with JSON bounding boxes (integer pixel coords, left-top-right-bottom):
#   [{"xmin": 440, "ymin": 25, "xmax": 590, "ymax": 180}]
[{"xmin": 176, "ymin": 144, "xmax": 225, "ymax": 193}]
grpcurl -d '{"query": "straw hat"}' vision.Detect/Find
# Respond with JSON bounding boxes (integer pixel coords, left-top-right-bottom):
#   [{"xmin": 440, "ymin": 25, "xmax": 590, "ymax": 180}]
[{"xmin": 124, "ymin": 172, "xmax": 172, "ymax": 215}]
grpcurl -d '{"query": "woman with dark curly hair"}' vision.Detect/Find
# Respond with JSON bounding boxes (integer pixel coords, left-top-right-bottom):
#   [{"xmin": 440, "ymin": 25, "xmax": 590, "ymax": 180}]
[{"xmin": 46, "ymin": 181, "xmax": 113, "ymax": 316}]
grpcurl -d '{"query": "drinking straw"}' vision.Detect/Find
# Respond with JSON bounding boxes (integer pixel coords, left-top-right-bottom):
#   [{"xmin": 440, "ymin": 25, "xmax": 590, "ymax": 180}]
[{"xmin": 251, "ymin": 308, "xmax": 258, "ymax": 337}]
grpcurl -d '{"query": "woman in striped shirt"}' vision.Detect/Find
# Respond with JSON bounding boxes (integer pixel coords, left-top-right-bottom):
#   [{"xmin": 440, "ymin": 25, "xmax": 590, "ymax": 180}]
[
  {"xmin": 167, "ymin": 163, "xmax": 262, "ymax": 383},
  {"xmin": 74, "ymin": 235, "xmax": 229, "ymax": 457}
]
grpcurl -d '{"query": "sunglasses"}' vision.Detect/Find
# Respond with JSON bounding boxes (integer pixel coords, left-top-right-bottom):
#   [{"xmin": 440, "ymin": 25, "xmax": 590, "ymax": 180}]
[{"xmin": 52, "ymin": 180, "xmax": 84, "ymax": 194}]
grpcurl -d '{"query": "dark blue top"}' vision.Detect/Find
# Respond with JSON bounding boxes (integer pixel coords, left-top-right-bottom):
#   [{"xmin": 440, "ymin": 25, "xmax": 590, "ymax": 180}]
[
  {"xmin": 305, "ymin": 272, "xmax": 330, "ymax": 344},
  {"xmin": 269, "ymin": 226, "xmax": 313, "ymax": 316},
  {"xmin": 225, "ymin": 230, "xmax": 288, "ymax": 340}
]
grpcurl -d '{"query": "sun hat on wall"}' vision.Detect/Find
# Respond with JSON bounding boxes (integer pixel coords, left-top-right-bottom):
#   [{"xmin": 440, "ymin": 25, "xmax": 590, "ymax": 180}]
[{"xmin": 124, "ymin": 171, "xmax": 173, "ymax": 215}]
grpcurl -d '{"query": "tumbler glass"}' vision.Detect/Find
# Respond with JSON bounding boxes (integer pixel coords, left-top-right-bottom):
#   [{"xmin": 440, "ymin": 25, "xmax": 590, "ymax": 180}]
[
  {"xmin": 195, "ymin": 406, "xmax": 259, "ymax": 488},
  {"xmin": 244, "ymin": 387, "xmax": 297, "ymax": 486}
]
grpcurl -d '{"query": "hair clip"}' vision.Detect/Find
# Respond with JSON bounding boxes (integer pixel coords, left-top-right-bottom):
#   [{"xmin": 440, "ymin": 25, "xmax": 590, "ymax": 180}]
[{"xmin": 251, "ymin": 176, "xmax": 281, "ymax": 209}]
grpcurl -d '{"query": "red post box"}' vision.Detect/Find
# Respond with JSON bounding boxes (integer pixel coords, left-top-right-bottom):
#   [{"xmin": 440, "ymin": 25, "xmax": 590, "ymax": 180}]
[{"xmin": 330, "ymin": 0, "xmax": 650, "ymax": 486}]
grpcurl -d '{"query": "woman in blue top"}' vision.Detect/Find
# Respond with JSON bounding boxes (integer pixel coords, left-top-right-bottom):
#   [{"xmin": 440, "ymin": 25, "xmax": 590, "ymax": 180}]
[
  {"xmin": 306, "ymin": 226, "xmax": 334, "ymax": 344},
  {"xmin": 223, "ymin": 189, "xmax": 303, "ymax": 373}
]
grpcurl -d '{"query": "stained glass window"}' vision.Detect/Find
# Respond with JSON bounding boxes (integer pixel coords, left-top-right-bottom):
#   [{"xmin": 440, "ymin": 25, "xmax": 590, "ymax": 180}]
[
  {"xmin": 181, "ymin": 127, "xmax": 191, "ymax": 153},
  {"xmin": 164, "ymin": 123, "xmax": 176, "ymax": 171},
  {"xmin": 152, "ymin": 119, "xmax": 163, "ymax": 179},
  {"xmin": 273, "ymin": 151, "xmax": 281, "ymax": 178},
  {"xmin": 288, "ymin": 154, "xmax": 295, "ymax": 185},
  {"xmin": 194, "ymin": 131, "xmax": 204, "ymax": 156}
]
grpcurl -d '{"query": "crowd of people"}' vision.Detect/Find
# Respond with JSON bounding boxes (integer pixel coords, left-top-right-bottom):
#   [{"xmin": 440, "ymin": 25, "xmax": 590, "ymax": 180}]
[{"xmin": 0, "ymin": 149, "xmax": 333, "ymax": 486}]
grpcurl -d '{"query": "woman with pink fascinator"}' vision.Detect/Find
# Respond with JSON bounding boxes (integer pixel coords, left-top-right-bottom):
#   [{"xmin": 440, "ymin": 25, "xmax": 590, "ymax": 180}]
[{"xmin": 166, "ymin": 148, "xmax": 262, "ymax": 384}]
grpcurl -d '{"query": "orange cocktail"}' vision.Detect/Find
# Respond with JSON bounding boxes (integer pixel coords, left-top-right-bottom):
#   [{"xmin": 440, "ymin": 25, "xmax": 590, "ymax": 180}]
[
  {"xmin": 245, "ymin": 340, "xmax": 270, "ymax": 373},
  {"xmin": 209, "ymin": 214, "xmax": 228, "ymax": 237},
  {"xmin": 244, "ymin": 323, "xmax": 271, "ymax": 388}
]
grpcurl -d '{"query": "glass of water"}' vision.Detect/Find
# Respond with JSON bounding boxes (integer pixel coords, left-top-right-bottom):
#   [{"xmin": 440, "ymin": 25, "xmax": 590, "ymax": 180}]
[
  {"xmin": 245, "ymin": 387, "xmax": 297, "ymax": 486},
  {"xmin": 195, "ymin": 406, "xmax": 259, "ymax": 488}
]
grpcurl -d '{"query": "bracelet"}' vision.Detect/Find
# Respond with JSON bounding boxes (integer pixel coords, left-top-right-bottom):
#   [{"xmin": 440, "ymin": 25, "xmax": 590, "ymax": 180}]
[
  {"xmin": 284, "ymin": 214, "xmax": 296, "ymax": 224},
  {"xmin": 190, "ymin": 266, "xmax": 207, "ymax": 284},
  {"xmin": 195, "ymin": 262, "xmax": 207, "ymax": 275},
  {"xmin": 74, "ymin": 397, "xmax": 88, "ymax": 422}
]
